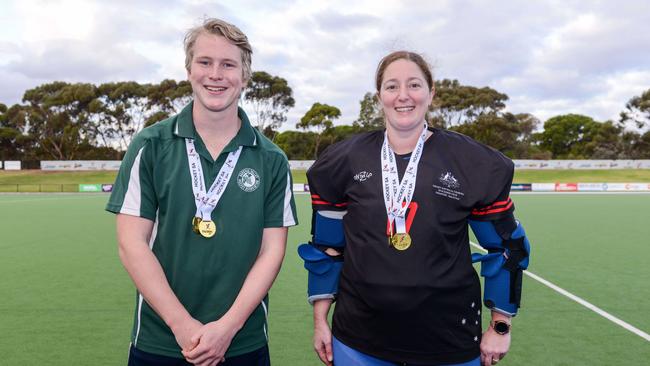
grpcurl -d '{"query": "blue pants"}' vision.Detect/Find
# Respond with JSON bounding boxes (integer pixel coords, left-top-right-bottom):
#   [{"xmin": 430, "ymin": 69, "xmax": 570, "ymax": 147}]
[
  {"xmin": 332, "ymin": 337, "xmax": 480, "ymax": 366},
  {"xmin": 127, "ymin": 344, "xmax": 270, "ymax": 366}
]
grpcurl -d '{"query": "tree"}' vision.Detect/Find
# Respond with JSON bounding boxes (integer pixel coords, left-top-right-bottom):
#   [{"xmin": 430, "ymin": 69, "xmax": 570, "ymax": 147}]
[
  {"xmin": 429, "ymin": 79, "xmax": 508, "ymax": 128},
  {"xmin": 587, "ymin": 121, "xmax": 623, "ymax": 159},
  {"xmin": 637, "ymin": 131, "xmax": 650, "ymax": 158},
  {"xmin": 509, "ymin": 113, "xmax": 553, "ymax": 159},
  {"xmin": 296, "ymin": 103, "xmax": 341, "ymax": 159},
  {"xmin": 353, "ymin": 92, "xmax": 384, "ymax": 131},
  {"xmin": 620, "ymin": 88, "xmax": 650, "ymax": 130},
  {"xmin": 0, "ymin": 104, "xmax": 19, "ymax": 160},
  {"xmin": 323, "ymin": 125, "xmax": 361, "ymax": 147},
  {"xmin": 94, "ymin": 81, "xmax": 151, "ymax": 151},
  {"xmin": 21, "ymin": 82, "xmax": 98, "ymax": 160},
  {"xmin": 617, "ymin": 131, "xmax": 650, "ymax": 159},
  {"xmin": 450, "ymin": 112, "xmax": 543, "ymax": 158},
  {"xmin": 145, "ymin": 79, "xmax": 193, "ymax": 127},
  {"xmin": 452, "ymin": 113, "xmax": 522, "ymax": 157},
  {"xmin": 0, "ymin": 104, "xmax": 39, "ymax": 160},
  {"xmin": 244, "ymin": 71, "xmax": 295, "ymax": 133},
  {"xmin": 274, "ymin": 131, "xmax": 318, "ymax": 160},
  {"xmin": 536, "ymin": 114, "xmax": 606, "ymax": 158},
  {"xmin": 261, "ymin": 125, "xmax": 276, "ymax": 140}
]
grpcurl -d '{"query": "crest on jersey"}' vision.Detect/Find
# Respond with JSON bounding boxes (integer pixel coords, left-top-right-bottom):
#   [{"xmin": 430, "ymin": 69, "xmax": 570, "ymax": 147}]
[
  {"xmin": 237, "ymin": 168, "xmax": 260, "ymax": 192},
  {"xmin": 439, "ymin": 171, "xmax": 460, "ymax": 189}
]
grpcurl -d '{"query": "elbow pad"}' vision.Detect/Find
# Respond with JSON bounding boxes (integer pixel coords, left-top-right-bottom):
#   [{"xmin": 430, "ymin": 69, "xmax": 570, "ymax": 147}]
[
  {"xmin": 298, "ymin": 210, "xmax": 346, "ymax": 304},
  {"xmin": 470, "ymin": 217, "xmax": 531, "ymax": 316}
]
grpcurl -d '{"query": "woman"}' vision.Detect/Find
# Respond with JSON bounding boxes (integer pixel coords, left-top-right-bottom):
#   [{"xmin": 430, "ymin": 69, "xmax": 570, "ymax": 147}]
[{"xmin": 299, "ymin": 51, "xmax": 530, "ymax": 366}]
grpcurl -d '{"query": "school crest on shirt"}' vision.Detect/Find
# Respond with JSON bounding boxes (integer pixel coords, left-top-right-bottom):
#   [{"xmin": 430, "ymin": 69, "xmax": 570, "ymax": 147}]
[{"xmin": 237, "ymin": 168, "xmax": 260, "ymax": 192}]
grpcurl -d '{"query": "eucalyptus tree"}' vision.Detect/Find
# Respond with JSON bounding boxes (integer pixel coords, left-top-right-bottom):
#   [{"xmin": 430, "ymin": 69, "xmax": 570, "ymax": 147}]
[
  {"xmin": 353, "ymin": 92, "xmax": 384, "ymax": 131},
  {"xmin": 297, "ymin": 102, "xmax": 341, "ymax": 159},
  {"xmin": 244, "ymin": 71, "xmax": 295, "ymax": 133},
  {"xmin": 620, "ymin": 88, "xmax": 650, "ymax": 130},
  {"xmin": 429, "ymin": 79, "xmax": 508, "ymax": 128},
  {"xmin": 21, "ymin": 82, "xmax": 97, "ymax": 159}
]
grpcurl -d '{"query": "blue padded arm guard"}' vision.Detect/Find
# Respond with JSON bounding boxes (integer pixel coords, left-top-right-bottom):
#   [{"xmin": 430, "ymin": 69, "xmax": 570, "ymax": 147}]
[
  {"xmin": 470, "ymin": 218, "xmax": 530, "ymax": 316},
  {"xmin": 298, "ymin": 210, "xmax": 345, "ymax": 304}
]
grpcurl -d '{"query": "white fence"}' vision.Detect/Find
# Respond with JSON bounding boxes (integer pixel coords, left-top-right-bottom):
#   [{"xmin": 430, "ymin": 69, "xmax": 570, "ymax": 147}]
[
  {"xmin": 40, "ymin": 160, "xmax": 122, "ymax": 171},
  {"xmin": 514, "ymin": 160, "xmax": 650, "ymax": 169},
  {"xmin": 527, "ymin": 183, "xmax": 650, "ymax": 192},
  {"xmin": 294, "ymin": 160, "xmax": 650, "ymax": 171},
  {"xmin": 38, "ymin": 160, "xmax": 315, "ymax": 171},
  {"xmin": 10, "ymin": 159, "xmax": 650, "ymax": 171},
  {"xmin": 288, "ymin": 160, "xmax": 316, "ymax": 170},
  {"xmin": 3, "ymin": 161, "xmax": 21, "ymax": 170}
]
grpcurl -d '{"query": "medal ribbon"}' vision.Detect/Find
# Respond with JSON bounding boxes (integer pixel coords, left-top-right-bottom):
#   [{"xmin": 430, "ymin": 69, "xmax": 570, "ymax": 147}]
[
  {"xmin": 185, "ymin": 138, "xmax": 243, "ymax": 221},
  {"xmin": 381, "ymin": 124, "xmax": 428, "ymax": 235},
  {"xmin": 385, "ymin": 202, "xmax": 419, "ymax": 236}
]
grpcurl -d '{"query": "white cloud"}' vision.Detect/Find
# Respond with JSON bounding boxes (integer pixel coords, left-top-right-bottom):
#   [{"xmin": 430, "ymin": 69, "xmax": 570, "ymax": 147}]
[
  {"xmin": 13, "ymin": 0, "xmax": 98, "ymax": 42},
  {"xmin": 0, "ymin": 69, "xmax": 34, "ymax": 104},
  {"xmin": 7, "ymin": 39, "xmax": 159, "ymax": 81},
  {"xmin": 506, "ymin": 70, "xmax": 650, "ymax": 123},
  {"xmin": 0, "ymin": 0, "xmax": 649, "ymax": 131}
]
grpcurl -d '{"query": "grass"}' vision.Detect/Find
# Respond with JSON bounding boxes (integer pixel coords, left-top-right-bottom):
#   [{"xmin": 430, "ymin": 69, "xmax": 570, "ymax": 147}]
[
  {"xmin": 1, "ymin": 193, "xmax": 649, "ymax": 365},
  {"xmin": 512, "ymin": 169, "xmax": 650, "ymax": 183},
  {"xmin": 497, "ymin": 194, "xmax": 650, "ymax": 365},
  {"xmin": 0, "ymin": 170, "xmax": 119, "ymax": 184},
  {"xmin": 2, "ymin": 168, "xmax": 650, "ymax": 187},
  {"xmin": 0, "ymin": 195, "xmax": 131, "ymax": 364}
]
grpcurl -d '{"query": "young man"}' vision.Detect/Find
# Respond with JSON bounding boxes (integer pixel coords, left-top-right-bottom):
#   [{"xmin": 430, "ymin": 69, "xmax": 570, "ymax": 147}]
[{"xmin": 106, "ymin": 18, "xmax": 297, "ymax": 366}]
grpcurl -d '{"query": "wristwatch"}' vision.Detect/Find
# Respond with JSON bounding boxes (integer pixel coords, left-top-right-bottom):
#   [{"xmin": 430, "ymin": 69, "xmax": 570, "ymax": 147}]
[{"xmin": 491, "ymin": 320, "xmax": 511, "ymax": 335}]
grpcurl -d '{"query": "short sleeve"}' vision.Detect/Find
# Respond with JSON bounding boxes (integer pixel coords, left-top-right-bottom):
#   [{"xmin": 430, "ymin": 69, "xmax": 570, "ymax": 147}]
[
  {"xmin": 105, "ymin": 134, "xmax": 157, "ymax": 221},
  {"xmin": 306, "ymin": 142, "xmax": 351, "ymax": 211},
  {"xmin": 263, "ymin": 152, "xmax": 298, "ymax": 228},
  {"xmin": 470, "ymin": 152, "xmax": 515, "ymax": 221}
]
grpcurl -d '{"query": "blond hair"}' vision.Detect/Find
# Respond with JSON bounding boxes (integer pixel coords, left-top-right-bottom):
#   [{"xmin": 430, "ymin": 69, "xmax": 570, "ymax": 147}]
[{"xmin": 184, "ymin": 18, "xmax": 253, "ymax": 82}]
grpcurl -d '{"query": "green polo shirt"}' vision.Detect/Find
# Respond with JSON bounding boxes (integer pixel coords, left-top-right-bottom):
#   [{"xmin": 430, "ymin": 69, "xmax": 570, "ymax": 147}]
[{"xmin": 106, "ymin": 102, "xmax": 298, "ymax": 358}]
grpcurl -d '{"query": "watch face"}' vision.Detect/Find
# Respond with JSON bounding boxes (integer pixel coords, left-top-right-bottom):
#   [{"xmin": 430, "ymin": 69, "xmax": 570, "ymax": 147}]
[{"xmin": 494, "ymin": 321, "xmax": 510, "ymax": 334}]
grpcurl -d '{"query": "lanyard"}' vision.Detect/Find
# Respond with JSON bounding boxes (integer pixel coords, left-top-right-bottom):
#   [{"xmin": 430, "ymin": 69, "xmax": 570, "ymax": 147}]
[
  {"xmin": 185, "ymin": 138, "xmax": 242, "ymax": 221},
  {"xmin": 380, "ymin": 124, "xmax": 428, "ymax": 235}
]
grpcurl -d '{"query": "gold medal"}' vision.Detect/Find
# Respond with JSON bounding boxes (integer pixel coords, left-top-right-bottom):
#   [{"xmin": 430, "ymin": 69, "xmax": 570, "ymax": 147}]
[
  {"xmin": 390, "ymin": 233, "xmax": 411, "ymax": 251},
  {"xmin": 192, "ymin": 216, "xmax": 202, "ymax": 234},
  {"xmin": 198, "ymin": 220, "xmax": 216, "ymax": 238}
]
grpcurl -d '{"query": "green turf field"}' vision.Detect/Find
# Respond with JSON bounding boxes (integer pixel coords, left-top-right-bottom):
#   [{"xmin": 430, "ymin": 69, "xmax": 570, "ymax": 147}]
[
  {"xmin": 0, "ymin": 193, "xmax": 649, "ymax": 365},
  {"xmin": 2, "ymin": 169, "xmax": 650, "ymax": 189}
]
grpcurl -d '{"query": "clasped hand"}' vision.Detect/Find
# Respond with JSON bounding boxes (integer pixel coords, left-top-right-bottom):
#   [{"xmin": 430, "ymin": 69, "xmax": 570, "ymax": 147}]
[{"xmin": 175, "ymin": 318, "xmax": 238, "ymax": 366}]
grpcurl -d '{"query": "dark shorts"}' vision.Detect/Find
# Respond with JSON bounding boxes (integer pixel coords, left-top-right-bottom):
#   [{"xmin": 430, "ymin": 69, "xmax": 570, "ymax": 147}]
[{"xmin": 127, "ymin": 344, "xmax": 270, "ymax": 366}]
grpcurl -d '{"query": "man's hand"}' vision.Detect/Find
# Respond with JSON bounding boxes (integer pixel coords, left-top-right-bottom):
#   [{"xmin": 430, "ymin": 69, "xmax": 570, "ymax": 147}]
[
  {"xmin": 171, "ymin": 317, "xmax": 204, "ymax": 353},
  {"xmin": 182, "ymin": 317, "xmax": 239, "ymax": 366}
]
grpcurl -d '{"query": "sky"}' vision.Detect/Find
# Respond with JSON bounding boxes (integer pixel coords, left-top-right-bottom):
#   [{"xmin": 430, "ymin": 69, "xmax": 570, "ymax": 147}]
[{"xmin": 1, "ymin": 0, "xmax": 649, "ymax": 131}]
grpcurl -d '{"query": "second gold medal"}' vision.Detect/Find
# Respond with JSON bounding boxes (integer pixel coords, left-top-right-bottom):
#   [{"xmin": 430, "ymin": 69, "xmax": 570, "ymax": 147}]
[{"xmin": 391, "ymin": 233, "xmax": 412, "ymax": 251}]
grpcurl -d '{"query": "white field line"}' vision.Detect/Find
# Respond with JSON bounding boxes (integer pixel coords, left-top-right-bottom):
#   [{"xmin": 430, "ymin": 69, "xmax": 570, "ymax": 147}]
[{"xmin": 470, "ymin": 241, "xmax": 650, "ymax": 342}]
